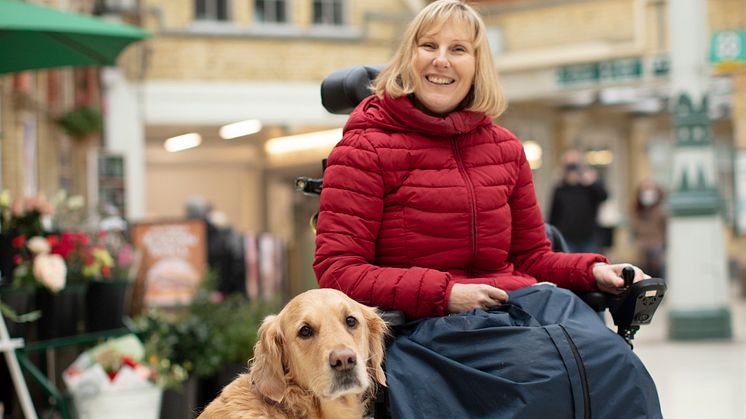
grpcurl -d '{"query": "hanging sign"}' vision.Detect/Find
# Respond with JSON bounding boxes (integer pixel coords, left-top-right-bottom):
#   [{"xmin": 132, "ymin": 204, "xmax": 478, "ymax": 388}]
[{"xmin": 710, "ymin": 30, "xmax": 746, "ymax": 73}]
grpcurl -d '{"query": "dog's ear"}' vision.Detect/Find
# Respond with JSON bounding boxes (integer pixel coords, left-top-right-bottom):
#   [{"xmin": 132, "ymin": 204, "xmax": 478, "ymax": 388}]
[
  {"xmin": 249, "ymin": 314, "xmax": 287, "ymax": 402},
  {"xmin": 362, "ymin": 305, "xmax": 388, "ymax": 386}
]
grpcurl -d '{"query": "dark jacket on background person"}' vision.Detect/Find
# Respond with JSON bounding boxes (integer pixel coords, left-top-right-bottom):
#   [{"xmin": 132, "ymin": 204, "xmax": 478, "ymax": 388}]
[
  {"xmin": 548, "ymin": 180, "xmax": 608, "ymax": 244},
  {"xmin": 314, "ymin": 94, "xmax": 606, "ymax": 320}
]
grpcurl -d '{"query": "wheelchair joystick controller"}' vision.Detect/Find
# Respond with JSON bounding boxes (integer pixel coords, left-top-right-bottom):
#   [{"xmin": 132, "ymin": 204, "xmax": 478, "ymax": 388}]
[
  {"xmin": 622, "ymin": 265, "xmax": 635, "ymax": 288},
  {"xmin": 609, "ymin": 266, "xmax": 666, "ymax": 349}
]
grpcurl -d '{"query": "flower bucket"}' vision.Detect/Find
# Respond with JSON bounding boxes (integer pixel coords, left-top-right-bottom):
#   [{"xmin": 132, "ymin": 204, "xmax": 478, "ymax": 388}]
[
  {"xmin": 160, "ymin": 376, "xmax": 198, "ymax": 419},
  {"xmin": 36, "ymin": 283, "xmax": 86, "ymax": 340},
  {"xmin": 73, "ymin": 385, "xmax": 162, "ymax": 419},
  {"xmin": 85, "ymin": 280, "xmax": 131, "ymax": 332},
  {"xmin": 0, "ymin": 286, "xmax": 36, "ymax": 337}
]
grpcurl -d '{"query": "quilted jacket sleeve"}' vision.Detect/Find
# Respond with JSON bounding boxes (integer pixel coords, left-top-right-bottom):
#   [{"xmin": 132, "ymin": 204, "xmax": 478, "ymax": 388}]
[
  {"xmin": 506, "ymin": 142, "xmax": 607, "ymax": 292},
  {"xmin": 313, "ymin": 130, "xmax": 452, "ymax": 319}
]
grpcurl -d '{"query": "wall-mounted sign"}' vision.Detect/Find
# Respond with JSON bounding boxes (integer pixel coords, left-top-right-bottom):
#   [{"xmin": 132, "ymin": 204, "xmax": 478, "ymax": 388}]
[
  {"xmin": 710, "ymin": 30, "xmax": 746, "ymax": 73},
  {"xmin": 556, "ymin": 56, "xmax": 668, "ymax": 87}
]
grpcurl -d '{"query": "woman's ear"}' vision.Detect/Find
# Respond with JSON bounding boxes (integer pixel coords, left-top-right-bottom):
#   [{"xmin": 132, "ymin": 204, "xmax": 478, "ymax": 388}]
[
  {"xmin": 249, "ymin": 314, "xmax": 287, "ymax": 401},
  {"xmin": 363, "ymin": 306, "xmax": 388, "ymax": 386}
]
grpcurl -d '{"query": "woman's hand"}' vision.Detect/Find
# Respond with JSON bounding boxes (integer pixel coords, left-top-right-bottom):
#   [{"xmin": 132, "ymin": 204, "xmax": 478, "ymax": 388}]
[
  {"xmin": 592, "ymin": 263, "xmax": 650, "ymax": 294},
  {"xmin": 447, "ymin": 283, "xmax": 509, "ymax": 313}
]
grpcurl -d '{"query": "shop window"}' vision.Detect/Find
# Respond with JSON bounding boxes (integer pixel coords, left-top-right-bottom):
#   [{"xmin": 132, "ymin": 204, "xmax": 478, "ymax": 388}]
[
  {"xmin": 195, "ymin": 0, "xmax": 229, "ymax": 21},
  {"xmin": 255, "ymin": 0, "xmax": 288, "ymax": 23},
  {"xmin": 312, "ymin": 0, "xmax": 345, "ymax": 25}
]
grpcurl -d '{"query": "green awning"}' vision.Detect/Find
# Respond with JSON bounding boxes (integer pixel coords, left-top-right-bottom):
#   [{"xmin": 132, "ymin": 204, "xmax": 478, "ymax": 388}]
[{"xmin": 0, "ymin": 0, "xmax": 150, "ymax": 74}]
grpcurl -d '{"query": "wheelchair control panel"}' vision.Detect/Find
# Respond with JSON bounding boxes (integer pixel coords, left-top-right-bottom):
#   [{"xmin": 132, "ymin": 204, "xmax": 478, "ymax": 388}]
[{"xmin": 608, "ymin": 266, "xmax": 666, "ymax": 347}]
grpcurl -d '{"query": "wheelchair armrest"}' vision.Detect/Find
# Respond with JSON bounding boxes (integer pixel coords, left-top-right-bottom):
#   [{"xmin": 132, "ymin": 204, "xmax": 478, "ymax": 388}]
[
  {"xmin": 577, "ymin": 291, "xmax": 611, "ymax": 312},
  {"xmin": 379, "ymin": 310, "xmax": 406, "ymax": 327},
  {"xmin": 320, "ymin": 65, "xmax": 383, "ymax": 114}
]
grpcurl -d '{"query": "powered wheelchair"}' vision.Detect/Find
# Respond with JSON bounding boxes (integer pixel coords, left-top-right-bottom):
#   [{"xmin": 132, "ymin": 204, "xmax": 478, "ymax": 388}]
[{"xmin": 296, "ymin": 65, "xmax": 667, "ymax": 418}]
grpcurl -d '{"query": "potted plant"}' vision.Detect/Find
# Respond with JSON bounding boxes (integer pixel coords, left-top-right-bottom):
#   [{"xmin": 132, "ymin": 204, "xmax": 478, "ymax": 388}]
[
  {"xmin": 55, "ymin": 106, "xmax": 102, "ymax": 140},
  {"xmin": 187, "ymin": 286, "xmax": 280, "ymax": 412},
  {"xmin": 136, "ymin": 307, "xmax": 216, "ymax": 419}
]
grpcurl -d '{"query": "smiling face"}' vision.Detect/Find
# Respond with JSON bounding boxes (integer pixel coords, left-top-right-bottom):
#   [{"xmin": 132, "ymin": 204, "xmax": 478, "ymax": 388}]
[{"xmin": 412, "ymin": 19, "xmax": 476, "ymax": 115}]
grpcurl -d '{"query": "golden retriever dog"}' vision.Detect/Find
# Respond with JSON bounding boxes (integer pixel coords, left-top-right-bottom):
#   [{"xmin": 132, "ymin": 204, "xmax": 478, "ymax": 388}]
[{"xmin": 198, "ymin": 288, "xmax": 388, "ymax": 419}]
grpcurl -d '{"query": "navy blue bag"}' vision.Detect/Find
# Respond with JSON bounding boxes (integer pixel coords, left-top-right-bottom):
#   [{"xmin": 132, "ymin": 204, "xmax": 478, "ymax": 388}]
[{"xmin": 385, "ymin": 284, "xmax": 662, "ymax": 419}]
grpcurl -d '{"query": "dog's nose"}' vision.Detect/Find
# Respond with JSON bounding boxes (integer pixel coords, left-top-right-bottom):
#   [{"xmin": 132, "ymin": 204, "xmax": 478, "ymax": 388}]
[{"xmin": 329, "ymin": 348, "xmax": 357, "ymax": 371}]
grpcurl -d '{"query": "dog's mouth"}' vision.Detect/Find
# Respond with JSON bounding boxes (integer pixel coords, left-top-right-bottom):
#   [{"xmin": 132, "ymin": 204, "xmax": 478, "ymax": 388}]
[{"xmin": 326, "ymin": 368, "xmax": 367, "ymax": 398}]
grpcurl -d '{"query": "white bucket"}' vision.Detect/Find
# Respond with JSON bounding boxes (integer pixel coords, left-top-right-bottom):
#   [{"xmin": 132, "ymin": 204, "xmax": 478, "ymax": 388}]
[{"xmin": 74, "ymin": 385, "xmax": 162, "ymax": 419}]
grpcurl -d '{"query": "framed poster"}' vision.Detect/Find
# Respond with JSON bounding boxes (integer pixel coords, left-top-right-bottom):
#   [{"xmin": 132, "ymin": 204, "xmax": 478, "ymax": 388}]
[{"xmin": 131, "ymin": 219, "xmax": 206, "ymax": 312}]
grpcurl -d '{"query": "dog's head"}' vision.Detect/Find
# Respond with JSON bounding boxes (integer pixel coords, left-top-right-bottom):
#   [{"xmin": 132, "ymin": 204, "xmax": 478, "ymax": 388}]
[{"xmin": 249, "ymin": 288, "xmax": 387, "ymax": 403}]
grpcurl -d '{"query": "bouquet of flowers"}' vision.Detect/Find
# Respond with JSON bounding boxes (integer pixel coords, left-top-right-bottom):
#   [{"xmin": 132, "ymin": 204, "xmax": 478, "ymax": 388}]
[
  {"xmin": 52, "ymin": 232, "xmax": 114, "ymax": 283},
  {"xmin": 11, "ymin": 235, "xmax": 67, "ymax": 292},
  {"xmin": 63, "ymin": 335, "xmax": 163, "ymax": 418}
]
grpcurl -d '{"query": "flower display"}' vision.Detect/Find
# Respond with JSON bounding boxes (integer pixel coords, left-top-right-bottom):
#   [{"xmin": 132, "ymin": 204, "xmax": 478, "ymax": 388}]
[
  {"xmin": 51, "ymin": 232, "xmax": 114, "ymax": 282},
  {"xmin": 64, "ymin": 334, "xmax": 161, "ymax": 395},
  {"xmin": 11, "ymin": 234, "xmax": 67, "ymax": 292},
  {"xmin": 1, "ymin": 191, "xmax": 53, "ymax": 237}
]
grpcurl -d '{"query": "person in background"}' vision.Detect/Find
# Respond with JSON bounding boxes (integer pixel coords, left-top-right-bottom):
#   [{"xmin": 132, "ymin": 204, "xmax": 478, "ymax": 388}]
[
  {"xmin": 631, "ymin": 179, "xmax": 667, "ymax": 278},
  {"xmin": 548, "ymin": 150, "xmax": 608, "ymax": 253},
  {"xmin": 185, "ymin": 197, "xmax": 245, "ymax": 295}
]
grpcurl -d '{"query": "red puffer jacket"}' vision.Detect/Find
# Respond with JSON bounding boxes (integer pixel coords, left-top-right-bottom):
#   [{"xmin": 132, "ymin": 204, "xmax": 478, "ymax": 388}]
[{"xmin": 314, "ymin": 94, "xmax": 607, "ymax": 319}]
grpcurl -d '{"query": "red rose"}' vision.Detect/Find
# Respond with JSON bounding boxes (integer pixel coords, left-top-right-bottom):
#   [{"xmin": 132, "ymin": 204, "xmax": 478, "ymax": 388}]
[{"xmin": 11, "ymin": 235, "xmax": 26, "ymax": 249}]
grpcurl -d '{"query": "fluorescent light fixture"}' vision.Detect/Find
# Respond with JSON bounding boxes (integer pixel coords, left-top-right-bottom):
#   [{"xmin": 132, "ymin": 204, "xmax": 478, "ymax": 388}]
[
  {"xmin": 164, "ymin": 133, "xmax": 202, "ymax": 152},
  {"xmin": 265, "ymin": 128, "xmax": 343, "ymax": 155},
  {"xmin": 523, "ymin": 140, "xmax": 543, "ymax": 169},
  {"xmin": 220, "ymin": 119, "xmax": 263, "ymax": 140}
]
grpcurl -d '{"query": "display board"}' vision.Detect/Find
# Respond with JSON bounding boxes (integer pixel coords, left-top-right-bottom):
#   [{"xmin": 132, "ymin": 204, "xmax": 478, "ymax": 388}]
[{"xmin": 130, "ymin": 219, "xmax": 206, "ymax": 312}]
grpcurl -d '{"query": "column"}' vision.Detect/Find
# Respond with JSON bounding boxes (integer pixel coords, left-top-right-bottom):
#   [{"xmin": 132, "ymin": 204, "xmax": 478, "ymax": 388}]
[{"xmin": 666, "ymin": 0, "xmax": 731, "ymax": 339}]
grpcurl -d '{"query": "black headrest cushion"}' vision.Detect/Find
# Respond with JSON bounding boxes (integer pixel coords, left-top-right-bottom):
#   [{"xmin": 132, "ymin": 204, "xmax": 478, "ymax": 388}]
[{"xmin": 320, "ymin": 65, "xmax": 383, "ymax": 115}]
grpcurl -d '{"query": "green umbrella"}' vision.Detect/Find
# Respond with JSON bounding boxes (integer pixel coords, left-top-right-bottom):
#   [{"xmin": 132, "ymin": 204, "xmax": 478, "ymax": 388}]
[{"xmin": 0, "ymin": 0, "xmax": 150, "ymax": 74}]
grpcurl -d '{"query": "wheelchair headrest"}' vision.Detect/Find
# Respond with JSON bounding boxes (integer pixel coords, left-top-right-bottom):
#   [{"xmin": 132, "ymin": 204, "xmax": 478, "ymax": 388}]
[{"xmin": 320, "ymin": 65, "xmax": 383, "ymax": 115}]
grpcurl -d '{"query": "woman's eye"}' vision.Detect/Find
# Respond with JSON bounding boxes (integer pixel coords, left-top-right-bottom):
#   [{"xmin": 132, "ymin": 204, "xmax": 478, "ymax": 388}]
[
  {"xmin": 346, "ymin": 316, "xmax": 358, "ymax": 328},
  {"xmin": 452, "ymin": 45, "xmax": 467, "ymax": 53},
  {"xmin": 420, "ymin": 42, "xmax": 436, "ymax": 50},
  {"xmin": 298, "ymin": 325, "xmax": 314, "ymax": 338}
]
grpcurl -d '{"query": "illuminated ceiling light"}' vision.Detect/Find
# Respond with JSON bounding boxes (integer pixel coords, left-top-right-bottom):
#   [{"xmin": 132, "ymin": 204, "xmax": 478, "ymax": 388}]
[
  {"xmin": 265, "ymin": 128, "xmax": 343, "ymax": 155},
  {"xmin": 164, "ymin": 133, "xmax": 201, "ymax": 152},
  {"xmin": 219, "ymin": 119, "xmax": 263, "ymax": 140},
  {"xmin": 586, "ymin": 150, "xmax": 614, "ymax": 166},
  {"xmin": 523, "ymin": 140, "xmax": 543, "ymax": 170}
]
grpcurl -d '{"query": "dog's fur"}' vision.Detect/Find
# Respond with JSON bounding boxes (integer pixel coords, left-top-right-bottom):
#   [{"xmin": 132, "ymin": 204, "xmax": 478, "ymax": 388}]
[{"xmin": 197, "ymin": 288, "xmax": 388, "ymax": 419}]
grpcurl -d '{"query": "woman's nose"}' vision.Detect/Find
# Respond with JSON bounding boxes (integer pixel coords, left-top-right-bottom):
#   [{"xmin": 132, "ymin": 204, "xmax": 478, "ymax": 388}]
[{"xmin": 433, "ymin": 50, "xmax": 450, "ymax": 67}]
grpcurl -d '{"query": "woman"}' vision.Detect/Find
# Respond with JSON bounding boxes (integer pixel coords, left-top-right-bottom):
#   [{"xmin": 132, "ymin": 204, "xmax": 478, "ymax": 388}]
[
  {"xmin": 314, "ymin": 0, "xmax": 641, "ymax": 320},
  {"xmin": 632, "ymin": 179, "xmax": 667, "ymax": 278},
  {"xmin": 314, "ymin": 2, "xmax": 661, "ymax": 417}
]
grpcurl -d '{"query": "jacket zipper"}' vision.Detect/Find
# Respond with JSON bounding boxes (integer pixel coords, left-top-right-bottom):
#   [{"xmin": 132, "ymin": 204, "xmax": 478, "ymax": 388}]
[
  {"xmin": 560, "ymin": 325, "xmax": 591, "ymax": 419},
  {"xmin": 450, "ymin": 137, "xmax": 477, "ymax": 272}
]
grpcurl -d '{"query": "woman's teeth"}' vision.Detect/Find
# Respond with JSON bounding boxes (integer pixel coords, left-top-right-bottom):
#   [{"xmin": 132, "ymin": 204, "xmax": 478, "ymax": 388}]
[{"xmin": 427, "ymin": 76, "xmax": 454, "ymax": 85}]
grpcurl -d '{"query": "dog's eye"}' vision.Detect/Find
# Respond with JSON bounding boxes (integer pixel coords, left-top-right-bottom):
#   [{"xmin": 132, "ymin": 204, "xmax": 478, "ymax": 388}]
[
  {"xmin": 298, "ymin": 325, "xmax": 314, "ymax": 339},
  {"xmin": 346, "ymin": 316, "xmax": 358, "ymax": 328}
]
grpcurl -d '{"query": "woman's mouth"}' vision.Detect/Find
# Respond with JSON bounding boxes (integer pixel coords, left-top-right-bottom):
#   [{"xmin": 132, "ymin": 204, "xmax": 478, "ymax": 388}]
[{"xmin": 426, "ymin": 75, "xmax": 455, "ymax": 85}]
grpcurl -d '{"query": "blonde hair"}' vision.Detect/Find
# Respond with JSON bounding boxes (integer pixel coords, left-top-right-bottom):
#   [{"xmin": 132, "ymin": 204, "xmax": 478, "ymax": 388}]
[{"xmin": 372, "ymin": 0, "xmax": 507, "ymax": 118}]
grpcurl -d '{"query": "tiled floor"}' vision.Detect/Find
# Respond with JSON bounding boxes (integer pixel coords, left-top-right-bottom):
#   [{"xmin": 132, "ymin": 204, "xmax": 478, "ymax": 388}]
[{"xmin": 630, "ymin": 285, "xmax": 746, "ymax": 419}]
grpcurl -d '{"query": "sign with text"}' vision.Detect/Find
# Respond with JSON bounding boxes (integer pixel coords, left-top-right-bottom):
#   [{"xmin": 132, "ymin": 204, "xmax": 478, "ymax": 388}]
[{"xmin": 131, "ymin": 220, "xmax": 206, "ymax": 312}]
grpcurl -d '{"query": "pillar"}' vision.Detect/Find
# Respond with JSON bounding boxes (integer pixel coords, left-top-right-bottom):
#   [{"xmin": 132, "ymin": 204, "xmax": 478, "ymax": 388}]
[{"xmin": 666, "ymin": 0, "xmax": 732, "ymax": 339}]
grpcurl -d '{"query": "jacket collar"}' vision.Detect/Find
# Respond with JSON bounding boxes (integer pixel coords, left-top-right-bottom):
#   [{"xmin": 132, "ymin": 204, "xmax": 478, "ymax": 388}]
[{"xmin": 345, "ymin": 94, "xmax": 491, "ymax": 137}]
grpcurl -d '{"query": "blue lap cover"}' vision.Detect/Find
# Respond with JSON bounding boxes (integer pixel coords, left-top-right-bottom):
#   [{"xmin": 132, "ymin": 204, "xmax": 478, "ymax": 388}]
[{"xmin": 385, "ymin": 285, "xmax": 662, "ymax": 419}]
